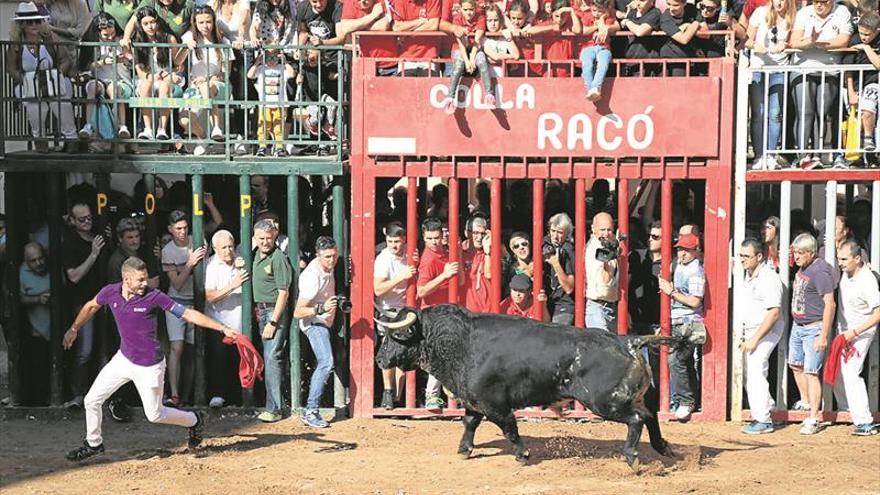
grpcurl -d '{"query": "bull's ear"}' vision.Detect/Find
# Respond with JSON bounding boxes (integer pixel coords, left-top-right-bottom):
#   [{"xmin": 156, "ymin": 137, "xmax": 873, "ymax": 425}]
[{"xmin": 389, "ymin": 326, "xmax": 417, "ymax": 342}]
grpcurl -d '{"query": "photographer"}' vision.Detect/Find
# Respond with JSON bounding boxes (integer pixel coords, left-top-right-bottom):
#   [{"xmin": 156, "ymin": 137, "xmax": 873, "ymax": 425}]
[
  {"xmin": 294, "ymin": 236, "xmax": 343, "ymax": 428},
  {"xmin": 585, "ymin": 212, "xmax": 619, "ymax": 332},
  {"xmin": 543, "ymin": 213, "xmax": 576, "ymax": 325}
]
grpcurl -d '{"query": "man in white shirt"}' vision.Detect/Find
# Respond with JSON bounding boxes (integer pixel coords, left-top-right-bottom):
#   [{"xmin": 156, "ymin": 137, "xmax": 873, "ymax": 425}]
[
  {"xmin": 373, "ymin": 222, "xmax": 417, "ymax": 409},
  {"xmin": 833, "ymin": 240, "xmax": 880, "ymax": 436},
  {"xmin": 738, "ymin": 238, "xmax": 784, "ymax": 434},
  {"xmin": 204, "ymin": 230, "xmax": 249, "ymax": 408},
  {"xmin": 585, "ymin": 212, "xmax": 619, "ymax": 332}
]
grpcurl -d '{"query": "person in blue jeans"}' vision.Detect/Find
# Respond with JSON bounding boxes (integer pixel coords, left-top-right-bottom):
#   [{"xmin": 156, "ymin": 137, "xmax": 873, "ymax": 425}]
[
  {"xmin": 252, "ymin": 219, "xmax": 293, "ymax": 423},
  {"xmin": 293, "ymin": 236, "xmax": 341, "ymax": 428},
  {"xmin": 579, "ymin": 0, "xmax": 618, "ymax": 102}
]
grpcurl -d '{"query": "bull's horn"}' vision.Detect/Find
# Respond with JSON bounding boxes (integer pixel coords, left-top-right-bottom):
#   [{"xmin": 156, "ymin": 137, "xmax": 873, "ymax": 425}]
[
  {"xmin": 373, "ymin": 304, "xmax": 398, "ymax": 320},
  {"xmin": 376, "ymin": 312, "xmax": 418, "ymax": 330}
]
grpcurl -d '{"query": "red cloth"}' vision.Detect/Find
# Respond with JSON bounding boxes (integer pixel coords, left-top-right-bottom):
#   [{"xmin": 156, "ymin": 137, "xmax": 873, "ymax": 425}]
[
  {"xmin": 500, "ymin": 296, "xmax": 536, "ymax": 319},
  {"xmin": 417, "ymin": 247, "xmax": 451, "ymax": 308},
  {"xmin": 223, "ymin": 334, "xmax": 264, "ymax": 389},
  {"xmin": 823, "ymin": 334, "xmax": 861, "ymax": 385},
  {"xmin": 391, "ymin": 0, "xmax": 442, "ymax": 60},
  {"xmin": 342, "ymin": 0, "xmax": 398, "ymax": 68},
  {"xmin": 463, "ymin": 247, "xmax": 490, "ymax": 312}
]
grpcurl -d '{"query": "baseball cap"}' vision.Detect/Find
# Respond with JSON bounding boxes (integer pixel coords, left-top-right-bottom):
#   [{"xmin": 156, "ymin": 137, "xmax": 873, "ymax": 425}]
[
  {"xmin": 674, "ymin": 233, "xmax": 700, "ymax": 250},
  {"xmin": 509, "ymin": 274, "xmax": 533, "ymax": 292}
]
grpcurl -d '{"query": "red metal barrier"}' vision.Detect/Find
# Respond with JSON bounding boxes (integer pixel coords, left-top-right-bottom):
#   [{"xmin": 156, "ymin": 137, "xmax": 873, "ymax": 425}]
[{"xmin": 350, "ymin": 36, "xmax": 735, "ymax": 421}]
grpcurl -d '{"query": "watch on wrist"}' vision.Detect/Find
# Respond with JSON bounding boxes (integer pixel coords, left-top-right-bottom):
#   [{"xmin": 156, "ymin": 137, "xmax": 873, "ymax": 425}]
[{"xmin": 269, "ymin": 320, "xmax": 278, "ymax": 327}]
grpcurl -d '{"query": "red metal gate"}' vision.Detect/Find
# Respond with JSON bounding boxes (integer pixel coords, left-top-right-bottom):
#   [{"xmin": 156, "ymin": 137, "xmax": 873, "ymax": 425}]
[{"xmin": 347, "ymin": 34, "xmax": 736, "ymax": 421}]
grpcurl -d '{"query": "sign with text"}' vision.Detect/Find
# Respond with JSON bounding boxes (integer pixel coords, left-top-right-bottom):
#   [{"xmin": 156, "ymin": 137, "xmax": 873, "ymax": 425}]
[{"xmin": 360, "ymin": 76, "xmax": 723, "ymax": 157}]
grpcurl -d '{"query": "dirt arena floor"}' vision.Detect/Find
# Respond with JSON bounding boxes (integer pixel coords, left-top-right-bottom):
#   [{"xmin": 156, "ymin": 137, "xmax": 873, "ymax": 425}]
[{"xmin": 1, "ymin": 411, "xmax": 878, "ymax": 495}]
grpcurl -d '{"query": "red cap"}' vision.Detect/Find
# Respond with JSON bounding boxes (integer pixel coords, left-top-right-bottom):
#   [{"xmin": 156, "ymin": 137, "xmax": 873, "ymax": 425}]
[{"xmin": 675, "ymin": 233, "xmax": 700, "ymax": 250}]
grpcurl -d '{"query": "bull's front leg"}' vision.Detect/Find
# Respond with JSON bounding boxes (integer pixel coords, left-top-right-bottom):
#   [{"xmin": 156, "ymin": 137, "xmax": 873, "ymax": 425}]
[
  {"xmin": 623, "ymin": 417, "xmax": 644, "ymax": 473},
  {"xmin": 457, "ymin": 409, "xmax": 484, "ymax": 459},
  {"xmin": 488, "ymin": 412, "xmax": 529, "ymax": 464}
]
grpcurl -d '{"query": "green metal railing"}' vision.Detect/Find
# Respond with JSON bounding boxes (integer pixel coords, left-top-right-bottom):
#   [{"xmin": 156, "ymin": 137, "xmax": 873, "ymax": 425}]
[{"xmin": 0, "ymin": 40, "xmax": 349, "ymax": 171}]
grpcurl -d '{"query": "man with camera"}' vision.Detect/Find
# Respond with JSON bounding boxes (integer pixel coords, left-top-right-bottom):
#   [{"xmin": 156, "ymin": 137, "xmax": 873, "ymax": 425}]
[
  {"xmin": 585, "ymin": 212, "xmax": 620, "ymax": 332},
  {"xmin": 253, "ymin": 219, "xmax": 293, "ymax": 423},
  {"xmin": 542, "ymin": 213, "xmax": 576, "ymax": 325},
  {"xmin": 294, "ymin": 236, "xmax": 343, "ymax": 428}
]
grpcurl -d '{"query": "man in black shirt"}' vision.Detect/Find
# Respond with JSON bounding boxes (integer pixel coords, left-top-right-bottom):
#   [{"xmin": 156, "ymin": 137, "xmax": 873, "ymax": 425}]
[
  {"xmin": 619, "ymin": 0, "xmax": 663, "ymax": 76},
  {"xmin": 296, "ymin": 0, "xmax": 345, "ymax": 49},
  {"xmin": 846, "ymin": 11, "xmax": 880, "ymax": 163},
  {"xmin": 542, "ymin": 213, "xmax": 576, "ymax": 325},
  {"xmin": 659, "ymin": 0, "xmax": 700, "ymax": 76},
  {"xmin": 62, "ymin": 201, "xmax": 106, "ymax": 408}
]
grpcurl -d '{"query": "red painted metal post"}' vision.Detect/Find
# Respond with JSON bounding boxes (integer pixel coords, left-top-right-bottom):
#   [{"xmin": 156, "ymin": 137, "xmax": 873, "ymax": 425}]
[
  {"xmin": 447, "ymin": 177, "xmax": 461, "ymax": 410},
  {"xmin": 659, "ymin": 178, "xmax": 674, "ymax": 413},
  {"xmin": 574, "ymin": 178, "xmax": 586, "ymax": 328},
  {"xmin": 490, "ymin": 178, "xmax": 502, "ymax": 312},
  {"xmin": 617, "ymin": 179, "xmax": 629, "ymax": 336},
  {"xmin": 405, "ymin": 177, "xmax": 419, "ymax": 409},
  {"xmin": 532, "ymin": 180, "xmax": 545, "ymax": 321},
  {"xmin": 348, "ymin": 155, "xmax": 368, "ymax": 417}
]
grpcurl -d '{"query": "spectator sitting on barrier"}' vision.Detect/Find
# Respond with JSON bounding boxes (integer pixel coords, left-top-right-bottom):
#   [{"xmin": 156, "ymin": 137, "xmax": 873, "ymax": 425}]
[
  {"xmin": 6, "ymin": 2, "xmax": 78, "ymax": 153},
  {"xmin": 19, "ymin": 242, "xmax": 51, "ymax": 406},
  {"xmin": 443, "ymin": 0, "xmax": 496, "ymax": 113},
  {"xmin": 787, "ymin": 0, "xmax": 852, "ymax": 170},
  {"xmin": 745, "ymin": 0, "xmax": 793, "ymax": 171},
  {"xmin": 176, "ymin": 5, "xmax": 229, "ymax": 155},
  {"xmin": 482, "ymin": 4, "xmax": 521, "ymax": 76},
  {"xmin": 78, "ymin": 13, "xmax": 135, "ymax": 142},
  {"xmin": 788, "ymin": 233, "xmax": 836, "ymax": 435},
  {"xmin": 659, "ymin": 0, "xmax": 701, "ymax": 76},
  {"xmin": 738, "ymin": 237, "xmax": 784, "ymax": 435},
  {"xmin": 299, "ymin": 48, "xmax": 340, "ymax": 141},
  {"xmin": 619, "ymin": 0, "xmax": 663, "ymax": 76},
  {"xmin": 846, "ymin": 11, "xmax": 880, "ymax": 164},
  {"xmin": 390, "ymin": 0, "xmax": 442, "ymax": 76},
  {"xmin": 204, "ymin": 229, "xmax": 248, "ymax": 409},
  {"xmin": 500, "ymin": 273, "xmax": 550, "ymax": 320},
  {"xmin": 337, "ymin": 0, "xmax": 397, "ymax": 76},
  {"xmin": 543, "ymin": 212, "xmax": 576, "ymax": 325},
  {"xmin": 578, "ymin": 0, "xmax": 618, "ymax": 102},
  {"xmin": 373, "ymin": 222, "xmax": 416, "ymax": 409},
  {"xmin": 658, "ymin": 232, "xmax": 706, "ymax": 421},
  {"xmin": 249, "ymin": 49, "xmax": 295, "ymax": 157},
  {"xmin": 832, "ymin": 239, "xmax": 880, "ymax": 436},
  {"xmin": 130, "ymin": 7, "xmax": 183, "ymax": 141}
]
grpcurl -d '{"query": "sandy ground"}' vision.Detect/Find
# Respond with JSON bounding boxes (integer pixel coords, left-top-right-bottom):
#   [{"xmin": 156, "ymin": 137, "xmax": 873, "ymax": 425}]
[{"xmin": 1, "ymin": 411, "xmax": 878, "ymax": 495}]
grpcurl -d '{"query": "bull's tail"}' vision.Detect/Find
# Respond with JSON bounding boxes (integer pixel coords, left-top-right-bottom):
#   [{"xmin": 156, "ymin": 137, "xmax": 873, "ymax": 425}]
[{"xmin": 625, "ymin": 334, "xmax": 687, "ymax": 358}]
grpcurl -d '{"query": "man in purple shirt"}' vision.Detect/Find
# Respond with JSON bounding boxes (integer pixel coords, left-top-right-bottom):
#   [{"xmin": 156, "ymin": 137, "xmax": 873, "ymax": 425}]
[{"xmin": 63, "ymin": 257, "xmax": 240, "ymax": 462}]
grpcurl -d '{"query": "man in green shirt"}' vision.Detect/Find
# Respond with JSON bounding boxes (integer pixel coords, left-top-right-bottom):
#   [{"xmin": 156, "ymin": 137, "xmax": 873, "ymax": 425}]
[{"xmin": 252, "ymin": 218, "xmax": 292, "ymax": 422}]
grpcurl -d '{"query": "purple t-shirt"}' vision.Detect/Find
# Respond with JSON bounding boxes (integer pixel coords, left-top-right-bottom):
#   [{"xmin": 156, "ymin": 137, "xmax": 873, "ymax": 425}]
[
  {"xmin": 96, "ymin": 283, "xmax": 184, "ymax": 366},
  {"xmin": 791, "ymin": 258, "xmax": 835, "ymax": 325}
]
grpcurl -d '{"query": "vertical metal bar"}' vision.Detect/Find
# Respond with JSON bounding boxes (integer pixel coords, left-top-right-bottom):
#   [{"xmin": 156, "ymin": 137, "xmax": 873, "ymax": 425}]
[
  {"xmin": 659, "ymin": 178, "xmax": 673, "ymax": 414},
  {"xmin": 4, "ymin": 173, "xmax": 22, "ymax": 405},
  {"xmin": 777, "ymin": 181, "xmax": 792, "ymax": 410},
  {"xmin": 239, "ymin": 174, "xmax": 254, "ymax": 406},
  {"xmin": 616, "ymin": 179, "xmax": 629, "ymax": 337},
  {"xmin": 490, "ymin": 178, "xmax": 502, "ymax": 312},
  {"xmin": 574, "ymin": 178, "xmax": 586, "ymax": 328},
  {"xmin": 869, "ymin": 180, "xmax": 880, "ymax": 412},
  {"xmin": 48, "ymin": 173, "xmax": 65, "ymax": 406},
  {"xmin": 447, "ymin": 177, "xmax": 460, "ymax": 410},
  {"xmin": 143, "ymin": 175, "xmax": 158, "ymax": 278},
  {"xmin": 191, "ymin": 175, "xmax": 207, "ymax": 406},
  {"xmin": 287, "ymin": 175, "xmax": 302, "ymax": 410},
  {"xmin": 405, "ymin": 177, "xmax": 418, "ymax": 409},
  {"xmin": 822, "ymin": 180, "xmax": 837, "ymax": 412},
  {"xmin": 732, "ymin": 81, "xmax": 749, "ymax": 419},
  {"xmin": 95, "ymin": 174, "xmax": 111, "ymax": 369},
  {"xmin": 532, "ymin": 180, "xmax": 545, "ymax": 322},
  {"xmin": 332, "ymin": 180, "xmax": 346, "ymax": 411}
]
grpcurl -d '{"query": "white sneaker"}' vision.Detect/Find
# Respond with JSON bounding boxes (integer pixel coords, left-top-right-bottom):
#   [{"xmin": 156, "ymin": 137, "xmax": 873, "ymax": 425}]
[
  {"xmin": 792, "ymin": 400, "xmax": 810, "ymax": 411},
  {"xmin": 79, "ymin": 123, "xmax": 95, "ymax": 140},
  {"xmin": 750, "ymin": 157, "xmax": 765, "ymax": 171},
  {"xmin": 674, "ymin": 404, "xmax": 693, "ymax": 420},
  {"xmin": 799, "ymin": 418, "xmax": 821, "ymax": 435},
  {"xmin": 155, "ymin": 128, "xmax": 169, "ymax": 140},
  {"xmin": 233, "ymin": 135, "xmax": 248, "ymax": 155},
  {"xmin": 764, "ymin": 155, "xmax": 778, "ymax": 170},
  {"xmin": 118, "ymin": 125, "xmax": 131, "ymax": 139},
  {"xmin": 211, "ymin": 126, "xmax": 224, "ymax": 142},
  {"xmin": 209, "ymin": 396, "xmax": 225, "ymax": 408},
  {"xmin": 193, "ymin": 144, "xmax": 206, "ymax": 156},
  {"xmin": 137, "ymin": 128, "xmax": 153, "ymax": 140}
]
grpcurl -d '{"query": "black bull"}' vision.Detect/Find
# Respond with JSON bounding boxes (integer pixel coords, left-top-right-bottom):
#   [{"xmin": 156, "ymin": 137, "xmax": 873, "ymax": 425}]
[{"xmin": 375, "ymin": 304, "xmax": 681, "ymax": 470}]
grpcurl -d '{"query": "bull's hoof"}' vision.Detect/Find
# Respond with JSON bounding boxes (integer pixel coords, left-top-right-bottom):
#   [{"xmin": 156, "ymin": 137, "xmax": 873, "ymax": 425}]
[
  {"xmin": 660, "ymin": 445, "xmax": 676, "ymax": 459},
  {"xmin": 625, "ymin": 453, "xmax": 640, "ymax": 473},
  {"xmin": 515, "ymin": 449, "xmax": 530, "ymax": 465},
  {"xmin": 457, "ymin": 447, "xmax": 473, "ymax": 459}
]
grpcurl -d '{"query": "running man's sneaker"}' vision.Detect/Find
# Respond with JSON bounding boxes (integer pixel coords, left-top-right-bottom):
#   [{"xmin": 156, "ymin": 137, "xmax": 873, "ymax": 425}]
[
  {"xmin": 257, "ymin": 410, "xmax": 282, "ymax": 423},
  {"xmin": 163, "ymin": 395, "xmax": 180, "ymax": 407},
  {"xmin": 188, "ymin": 411, "xmax": 206, "ymax": 448},
  {"xmin": 108, "ymin": 397, "xmax": 131, "ymax": 423},
  {"xmin": 852, "ymin": 423, "xmax": 878, "ymax": 436},
  {"xmin": 741, "ymin": 421, "xmax": 774, "ymax": 435},
  {"xmin": 301, "ymin": 410, "xmax": 329, "ymax": 428},
  {"xmin": 66, "ymin": 441, "xmax": 105, "ymax": 462},
  {"xmin": 799, "ymin": 418, "xmax": 822, "ymax": 435}
]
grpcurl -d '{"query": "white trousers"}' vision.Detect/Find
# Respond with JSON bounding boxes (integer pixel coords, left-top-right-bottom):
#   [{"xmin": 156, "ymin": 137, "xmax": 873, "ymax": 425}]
[
  {"xmin": 84, "ymin": 352, "xmax": 196, "ymax": 447},
  {"xmin": 744, "ymin": 327, "xmax": 782, "ymax": 423},
  {"xmin": 833, "ymin": 329, "xmax": 877, "ymax": 426}
]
